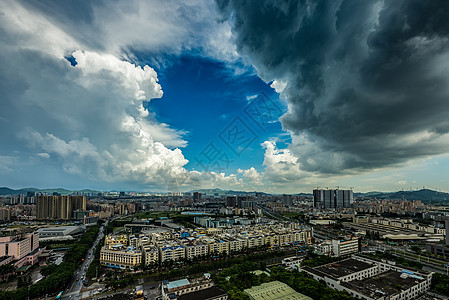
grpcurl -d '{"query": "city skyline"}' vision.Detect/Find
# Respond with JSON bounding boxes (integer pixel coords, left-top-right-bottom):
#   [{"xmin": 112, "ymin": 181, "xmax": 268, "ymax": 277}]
[{"xmin": 2, "ymin": 1, "xmax": 449, "ymax": 194}]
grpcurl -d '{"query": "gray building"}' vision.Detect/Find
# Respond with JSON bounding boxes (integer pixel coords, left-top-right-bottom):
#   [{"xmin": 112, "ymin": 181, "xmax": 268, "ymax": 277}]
[
  {"xmin": 313, "ymin": 189, "xmax": 353, "ymax": 209},
  {"xmin": 446, "ymin": 219, "xmax": 449, "ymax": 246}
]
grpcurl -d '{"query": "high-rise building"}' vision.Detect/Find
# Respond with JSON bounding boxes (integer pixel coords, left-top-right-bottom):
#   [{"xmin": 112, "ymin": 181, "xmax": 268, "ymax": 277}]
[
  {"xmin": 282, "ymin": 194, "xmax": 293, "ymax": 207},
  {"xmin": 445, "ymin": 219, "xmax": 449, "ymax": 246},
  {"xmin": 313, "ymin": 189, "xmax": 353, "ymax": 209},
  {"xmin": 193, "ymin": 192, "xmax": 202, "ymax": 202},
  {"xmin": 36, "ymin": 195, "xmax": 86, "ymax": 220},
  {"xmin": 226, "ymin": 196, "xmax": 236, "ymax": 207}
]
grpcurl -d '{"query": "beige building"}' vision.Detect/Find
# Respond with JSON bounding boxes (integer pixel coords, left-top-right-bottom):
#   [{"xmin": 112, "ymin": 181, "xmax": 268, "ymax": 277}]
[
  {"xmin": 105, "ymin": 234, "xmax": 128, "ymax": 247},
  {"xmin": 142, "ymin": 244, "xmax": 159, "ymax": 265},
  {"xmin": 160, "ymin": 244, "xmax": 185, "ymax": 262},
  {"xmin": 206, "ymin": 238, "xmax": 230, "ymax": 254},
  {"xmin": 184, "ymin": 241, "xmax": 208, "ymax": 260},
  {"xmin": 100, "ymin": 245, "xmax": 142, "ymax": 269}
]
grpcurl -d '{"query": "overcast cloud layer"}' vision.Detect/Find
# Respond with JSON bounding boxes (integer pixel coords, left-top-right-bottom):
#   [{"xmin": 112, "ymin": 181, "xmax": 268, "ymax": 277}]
[{"xmin": 217, "ymin": 0, "xmax": 449, "ymax": 174}]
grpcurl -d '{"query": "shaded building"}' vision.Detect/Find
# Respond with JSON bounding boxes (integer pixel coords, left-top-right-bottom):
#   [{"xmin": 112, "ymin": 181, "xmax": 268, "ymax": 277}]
[
  {"xmin": 193, "ymin": 192, "xmax": 202, "ymax": 202},
  {"xmin": 36, "ymin": 195, "xmax": 86, "ymax": 220},
  {"xmin": 313, "ymin": 189, "xmax": 353, "ymax": 209}
]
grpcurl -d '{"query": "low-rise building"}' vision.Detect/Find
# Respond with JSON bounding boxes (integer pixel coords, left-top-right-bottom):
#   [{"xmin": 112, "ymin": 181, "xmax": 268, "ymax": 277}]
[
  {"xmin": 315, "ymin": 237, "xmax": 359, "ymax": 257},
  {"xmin": 37, "ymin": 226, "xmax": 86, "ymax": 239},
  {"xmin": 162, "ymin": 275, "xmax": 217, "ymax": 300},
  {"xmin": 244, "ymin": 281, "xmax": 312, "ymax": 300},
  {"xmin": 282, "ymin": 256, "xmax": 305, "ymax": 270},
  {"xmin": 100, "ymin": 245, "xmax": 142, "ymax": 269},
  {"xmin": 184, "ymin": 241, "xmax": 208, "ymax": 260},
  {"xmin": 142, "ymin": 244, "xmax": 159, "ymax": 265},
  {"xmin": 160, "ymin": 244, "xmax": 185, "ymax": 262},
  {"xmin": 0, "ymin": 232, "xmax": 39, "ymax": 260},
  {"xmin": 301, "ymin": 255, "xmax": 432, "ymax": 300}
]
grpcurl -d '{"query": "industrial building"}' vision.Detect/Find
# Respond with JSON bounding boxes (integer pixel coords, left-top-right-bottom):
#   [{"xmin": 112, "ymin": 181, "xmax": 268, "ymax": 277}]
[
  {"xmin": 301, "ymin": 255, "xmax": 432, "ymax": 300},
  {"xmin": 37, "ymin": 225, "xmax": 86, "ymax": 238},
  {"xmin": 244, "ymin": 281, "xmax": 312, "ymax": 300}
]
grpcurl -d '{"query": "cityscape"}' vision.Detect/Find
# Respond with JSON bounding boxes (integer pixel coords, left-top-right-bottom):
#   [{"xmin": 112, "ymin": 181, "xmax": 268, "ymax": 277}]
[{"xmin": 1, "ymin": 1, "xmax": 449, "ymax": 300}]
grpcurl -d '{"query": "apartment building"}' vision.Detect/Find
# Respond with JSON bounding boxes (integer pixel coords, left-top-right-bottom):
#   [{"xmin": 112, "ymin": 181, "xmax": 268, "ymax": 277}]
[
  {"xmin": 105, "ymin": 234, "xmax": 128, "ymax": 247},
  {"xmin": 142, "ymin": 244, "xmax": 159, "ymax": 265},
  {"xmin": 183, "ymin": 241, "xmax": 208, "ymax": 260},
  {"xmin": 100, "ymin": 245, "xmax": 142, "ymax": 269},
  {"xmin": 160, "ymin": 244, "xmax": 185, "ymax": 262},
  {"xmin": 36, "ymin": 195, "xmax": 86, "ymax": 220}
]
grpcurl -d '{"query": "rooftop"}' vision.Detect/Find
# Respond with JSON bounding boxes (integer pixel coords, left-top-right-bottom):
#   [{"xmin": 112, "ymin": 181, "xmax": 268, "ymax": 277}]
[
  {"xmin": 178, "ymin": 286, "xmax": 227, "ymax": 300},
  {"xmin": 342, "ymin": 270, "xmax": 426, "ymax": 298},
  {"xmin": 312, "ymin": 258, "xmax": 374, "ymax": 279},
  {"xmin": 166, "ymin": 278, "xmax": 190, "ymax": 291},
  {"xmin": 244, "ymin": 281, "xmax": 312, "ymax": 300}
]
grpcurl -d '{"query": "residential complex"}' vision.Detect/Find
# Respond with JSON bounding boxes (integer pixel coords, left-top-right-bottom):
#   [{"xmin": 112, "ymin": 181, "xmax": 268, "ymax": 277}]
[
  {"xmin": 100, "ymin": 223, "xmax": 313, "ymax": 269},
  {"xmin": 36, "ymin": 195, "xmax": 86, "ymax": 220},
  {"xmin": 313, "ymin": 189, "xmax": 353, "ymax": 209}
]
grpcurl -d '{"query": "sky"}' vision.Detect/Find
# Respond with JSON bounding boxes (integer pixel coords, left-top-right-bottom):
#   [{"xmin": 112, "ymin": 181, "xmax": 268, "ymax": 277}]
[{"xmin": 1, "ymin": 0, "xmax": 449, "ymax": 194}]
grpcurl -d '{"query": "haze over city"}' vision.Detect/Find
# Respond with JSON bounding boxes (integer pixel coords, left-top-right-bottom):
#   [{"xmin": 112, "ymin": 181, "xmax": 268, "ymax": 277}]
[{"xmin": 1, "ymin": 1, "xmax": 449, "ymax": 194}]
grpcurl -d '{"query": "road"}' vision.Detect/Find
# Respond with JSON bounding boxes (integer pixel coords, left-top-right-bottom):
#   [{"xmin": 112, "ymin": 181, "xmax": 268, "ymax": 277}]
[
  {"xmin": 61, "ymin": 221, "xmax": 106, "ymax": 300},
  {"xmin": 368, "ymin": 244, "xmax": 449, "ymax": 274}
]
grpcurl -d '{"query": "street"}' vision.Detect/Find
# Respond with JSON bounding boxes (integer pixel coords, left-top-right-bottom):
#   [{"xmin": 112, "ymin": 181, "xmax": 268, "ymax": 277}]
[{"xmin": 61, "ymin": 221, "xmax": 106, "ymax": 300}]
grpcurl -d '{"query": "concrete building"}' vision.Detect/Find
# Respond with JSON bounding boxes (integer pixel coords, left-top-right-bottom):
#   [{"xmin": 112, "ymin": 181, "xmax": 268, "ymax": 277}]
[
  {"xmin": 332, "ymin": 237, "xmax": 359, "ymax": 257},
  {"xmin": 426, "ymin": 243, "xmax": 449, "ymax": 258},
  {"xmin": 160, "ymin": 244, "xmax": 185, "ymax": 262},
  {"xmin": 193, "ymin": 192, "xmax": 202, "ymax": 202},
  {"xmin": 282, "ymin": 256, "xmax": 305, "ymax": 270},
  {"xmin": 162, "ymin": 276, "xmax": 218, "ymax": 300},
  {"xmin": 184, "ymin": 241, "xmax": 208, "ymax": 260},
  {"xmin": 302, "ymin": 255, "xmax": 432, "ymax": 300},
  {"xmin": 36, "ymin": 195, "xmax": 86, "ymax": 220},
  {"xmin": 178, "ymin": 286, "xmax": 228, "ymax": 300},
  {"xmin": 37, "ymin": 226, "xmax": 86, "ymax": 238},
  {"xmin": 244, "ymin": 281, "xmax": 312, "ymax": 300},
  {"xmin": 315, "ymin": 237, "xmax": 359, "ymax": 257},
  {"xmin": 0, "ymin": 232, "xmax": 39, "ymax": 260},
  {"xmin": 446, "ymin": 219, "xmax": 449, "ymax": 246},
  {"xmin": 104, "ymin": 234, "xmax": 128, "ymax": 247},
  {"xmin": 313, "ymin": 189, "xmax": 353, "ymax": 209},
  {"xmin": 142, "ymin": 244, "xmax": 159, "ymax": 265},
  {"xmin": 100, "ymin": 245, "xmax": 142, "ymax": 269}
]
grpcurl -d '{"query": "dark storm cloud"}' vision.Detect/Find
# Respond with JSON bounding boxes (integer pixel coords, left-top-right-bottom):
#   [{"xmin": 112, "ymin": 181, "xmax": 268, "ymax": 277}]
[{"xmin": 217, "ymin": 0, "xmax": 449, "ymax": 173}]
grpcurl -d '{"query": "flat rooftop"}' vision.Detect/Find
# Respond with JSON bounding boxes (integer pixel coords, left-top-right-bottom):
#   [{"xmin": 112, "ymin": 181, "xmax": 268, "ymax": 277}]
[
  {"xmin": 178, "ymin": 286, "xmax": 227, "ymax": 300},
  {"xmin": 313, "ymin": 258, "xmax": 374, "ymax": 279},
  {"xmin": 342, "ymin": 270, "xmax": 426, "ymax": 298},
  {"xmin": 166, "ymin": 278, "xmax": 190, "ymax": 291}
]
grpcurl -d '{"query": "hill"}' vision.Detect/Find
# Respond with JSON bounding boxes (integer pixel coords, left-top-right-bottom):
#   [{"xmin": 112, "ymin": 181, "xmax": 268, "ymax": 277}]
[
  {"xmin": 357, "ymin": 188, "xmax": 449, "ymax": 203},
  {"xmin": 0, "ymin": 187, "xmax": 100, "ymax": 196}
]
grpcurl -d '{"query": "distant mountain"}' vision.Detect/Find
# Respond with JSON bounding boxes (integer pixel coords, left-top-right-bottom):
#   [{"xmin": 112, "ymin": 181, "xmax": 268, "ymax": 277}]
[
  {"xmin": 0, "ymin": 187, "xmax": 20, "ymax": 195},
  {"xmin": 190, "ymin": 188, "xmax": 271, "ymax": 196},
  {"xmin": 0, "ymin": 187, "xmax": 101, "ymax": 196},
  {"xmin": 387, "ymin": 189, "xmax": 449, "ymax": 202},
  {"xmin": 357, "ymin": 188, "xmax": 449, "ymax": 203}
]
